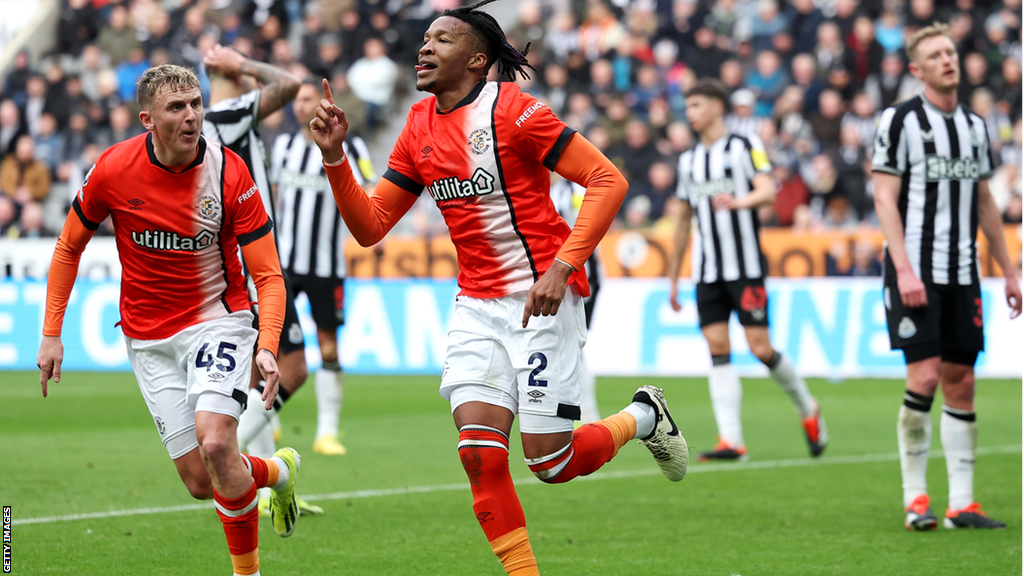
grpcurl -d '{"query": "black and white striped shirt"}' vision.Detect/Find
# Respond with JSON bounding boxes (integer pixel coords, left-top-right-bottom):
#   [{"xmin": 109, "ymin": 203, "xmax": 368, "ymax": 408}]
[
  {"xmin": 676, "ymin": 133, "xmax": 771, "ymax": 284},
  {"xmin": 203, "ymin": 90, "xmax": 274, "ymax": 222},
  {"xmin": 871, "ymin": 95, "xmax": 994, "ymax": 286},
  {"xmin": 271, "ymin": 132, "xmax": 375, "ymax": 279}
]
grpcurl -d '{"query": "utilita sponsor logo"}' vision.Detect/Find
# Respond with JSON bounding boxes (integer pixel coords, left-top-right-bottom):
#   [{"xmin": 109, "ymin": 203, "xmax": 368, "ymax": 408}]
[
  {"xmin": 131, "ymin": 229, "xmax": 215, "ymax": 252},
  {"xmin": 426, "ymin": 168, "xmax": 496, "ymax": 202}
]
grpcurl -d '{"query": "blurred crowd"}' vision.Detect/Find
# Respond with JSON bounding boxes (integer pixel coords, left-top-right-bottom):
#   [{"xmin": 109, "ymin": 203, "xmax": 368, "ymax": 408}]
[{"xmin": 0, "ymin": 0, "xmax": 1021, "ymax": 269}]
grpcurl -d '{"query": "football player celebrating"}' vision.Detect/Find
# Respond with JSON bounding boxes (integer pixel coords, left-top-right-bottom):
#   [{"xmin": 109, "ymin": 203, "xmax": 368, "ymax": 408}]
[
  {"xmin": 311, "ymin": 1, "xmax": 689, "ymax": 574},
  {"xmin": 37, "ymin": 65, "xmax": 302, "ymax": 576}
]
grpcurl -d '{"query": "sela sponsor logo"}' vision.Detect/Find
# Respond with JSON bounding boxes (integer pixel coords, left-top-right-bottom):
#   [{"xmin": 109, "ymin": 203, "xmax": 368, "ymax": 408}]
[
  {"xmin": 689, "ymin": 177, "xmax": 735, "ymax": 198},
  {"xmin": 132, "ymin": 228, "xmax": 216, "ymax": 252},
  {"xmin": 515, "ymin": 101, "xmax": 546, "ymax": 127},
  {"xmin": 468, "ymin": 129, "xmax": 490, "ymax": 155},
  {"xmin": 238, "ymin": 184, "xmax": 258, "ymax": 204},
  {"xmin": 925, "ymin": 156, "xmax": 980, "ymax": 181},
  {"xmin": 279, "ymin": 170, "xmax": 329, "ymax": 191},
  {"xmin": 426, "ymin": 168, "xmax": 496, "ymax": 202}
]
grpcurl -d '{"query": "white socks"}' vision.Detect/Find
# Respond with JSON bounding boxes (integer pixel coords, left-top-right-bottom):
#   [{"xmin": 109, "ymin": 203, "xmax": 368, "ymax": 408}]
[
  {"xmin": 709, "ymin": 357, "xmax": 744, "ymax": 448},
  {"xmin": 766, "ymin": 353, "xmax": 817, "ymax": 418},
  {"xmin": 270, "ymin": 455, "xmax": 289, "ymax": 491},
  {"xmin": 941, "ymin": 406, "xmax": 977, "ymax": 510},
  {"xmin": 579, "ymin": 351, "xmax": 599, "ymax": 424},
  {"xmin": 315, "ymin": 368, "xmax": 343, "ymax": 439},
  {"xmin": 622, "ymin": 402, "xmax": 656, "ymax": 439},
  {"xmin": 238, "ymin": 387, "xmax": 275, "ymax": 448},
  {"xmin": 897, "ymin": 390, "xmax": 933, "ymax": 508}
]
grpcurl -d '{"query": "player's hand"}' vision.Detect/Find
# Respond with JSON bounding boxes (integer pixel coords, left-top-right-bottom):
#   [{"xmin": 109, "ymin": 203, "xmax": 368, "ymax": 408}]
[
  {"xmin": 522, "ymin": 260, "xmax": 573, "ymax": 328},
  {"xmin": 896, "ymin": 268, "xmax": 928, "ymax": 308},
  {"xmin": 37, "ymin": 335, "xmax": 64, "ymax": 397},
  {"xmin": 310, "ymin": 78, "xmax": 349, "ymax": 164},
  {"xmin": 711, "ymin": 193, "xmax": 738, "ymax": 211},
  {"xmin": 202, "ymin": 43, "xmax": 246, "ymax": 78},
  {"xmin": 255, "ymin": 349, "xmax": 280, "ymax": 410},
  {"xmin": 668, "ymin": 278, "xmax": 683, "ymax": 312},
  {"xmin": 1005, "ymin": 274, "xmax": 1022, "ymax": 319}
]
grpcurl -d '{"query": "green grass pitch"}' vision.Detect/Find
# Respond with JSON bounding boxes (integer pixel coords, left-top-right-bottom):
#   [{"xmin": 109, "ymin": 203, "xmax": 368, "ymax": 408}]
[{"xmin": 2, "ymin": 372, "xmax": 1020, "ymax": 575}]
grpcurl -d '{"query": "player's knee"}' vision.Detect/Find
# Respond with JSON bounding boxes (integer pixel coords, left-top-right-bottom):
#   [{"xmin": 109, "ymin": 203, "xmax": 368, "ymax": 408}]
[
  {"xmin": 197, "ymin": 435, "xmax": 234, "ymax": 464},
  {"xmin": 750, "ymin": 344, "xmax": 775, "ymax": 365},
  {"xmin": 706, "ymin": 340, "xmax": 731, "ymax": 357},
  {"xmin": 184, "ymin": 478, "xmax": 213, "ymax": 500}
]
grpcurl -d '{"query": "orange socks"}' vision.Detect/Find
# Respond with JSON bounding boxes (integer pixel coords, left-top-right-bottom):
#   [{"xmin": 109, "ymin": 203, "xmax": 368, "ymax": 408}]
[
  {"xmin": 526, "ymin": 412, "xmax": 637, "ymax": 484},
  {"xmin": 241, "ymin": 453, "xmax": 280, "ymax": 489},
  {"xmin": 213, "ymin": 481, "xmax": 260, "ymax": 576},
  {"xmin": 458, "ymin": 425, "xmax": 538, "ymax": 576}
]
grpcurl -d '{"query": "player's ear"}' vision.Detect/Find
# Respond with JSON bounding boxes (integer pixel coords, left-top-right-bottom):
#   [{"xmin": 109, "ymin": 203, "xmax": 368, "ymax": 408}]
[
  {"xmin": 468, "ymin": 51, "xmax": 488, "ymax": 75},
  {"xmin": 139, "ymin": 110, "xmax": 155, "ymax": 131},
  {"xmin": 907, "ymin": 60, "xmax": 921, "ymax": 79}
]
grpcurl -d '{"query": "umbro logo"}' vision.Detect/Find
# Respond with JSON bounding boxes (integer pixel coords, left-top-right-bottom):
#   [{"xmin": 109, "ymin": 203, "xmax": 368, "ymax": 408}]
[
  {"xmin": 128, "ymin": 198, "xmax": 144, "ymax": 211},
  {"xmin": 421, "ymin": 146, "xmax": 433, "ymax": 158},
  {"xmin": 527, "ymin": 390, "xmax": 545, "ymax": 398}
]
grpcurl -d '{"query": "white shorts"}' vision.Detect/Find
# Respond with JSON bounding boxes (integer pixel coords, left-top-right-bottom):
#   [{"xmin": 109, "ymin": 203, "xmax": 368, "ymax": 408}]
[
  {"xmin": 125, "ymin": 311, "xmax": 258, "ymax": 459},
  {"xmin": 441, "ymin": 288, "xmax": 587, "ymax": 434}
]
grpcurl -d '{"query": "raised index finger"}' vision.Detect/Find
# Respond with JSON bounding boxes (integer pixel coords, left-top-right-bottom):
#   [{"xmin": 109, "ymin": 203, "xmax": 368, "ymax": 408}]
[{"xmin": 322, "ymin": 78, "xmax": 335, "ymax": 106}]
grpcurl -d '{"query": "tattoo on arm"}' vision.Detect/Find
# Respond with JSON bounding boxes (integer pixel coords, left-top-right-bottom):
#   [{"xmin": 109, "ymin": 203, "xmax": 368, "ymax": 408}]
[{"xmin": 238, "ymin": 60, "xmax": 301, "ymax": 121}]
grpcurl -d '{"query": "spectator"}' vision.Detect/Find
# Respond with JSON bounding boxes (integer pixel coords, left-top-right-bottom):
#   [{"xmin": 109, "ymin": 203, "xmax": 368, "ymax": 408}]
[
  {"xmin": 599, "ymin": 98, "xmax": 633, "ymax": 147},
  {"xmin": 833, "ymin": 0, "xmax": 866, "ymax": 38},
  {"xmin": 841, "ymin": 92, "xmax": 878, "ymax": 149},
  {"xmin": 508, "ymin": 0, "xmax": 547, "ymax": 62},
  {"xmin": 746, "ymin": 50, "xmax": 789, "ymax": 117},
  {"xmin": 810, "ymin": 89, "xmax": 846, "ymax": 151},
  {"xmin": 563, "ymin": 92, "xmax": 599, "ymax": 133},
  {"xmin": 790, "ymin": 53, "xmax": 824, "ymax": 114},
  {"xmin": 310, "ymin": 35, "xmax": 343, "ymax": 79},
  {"xmin": 61, "ymin": 75, "xmax": 91, "ymax": 120},
  {"xmin": 0, "ymin": 100, "xmax": 27, "ymax": 159},
  {"xmin": 76, "ymin": 44, "xmax": 109, "ymax": 103},
  {"xmin": 769, "ymin": 163, "xmax": 810, "ymax": 226},
  {"xmin": 116, "ymin": 48, "xmax": 150, "ymax": 103},
  {"xmin": 64, "ymin": 112, "xmax": 91, "ymax": 164},
  {"xmin": 299, "ymin": 4, "xmax": 328, "ymax": 72},
  {"xmin": 540, "ymin": 63, "xmax": 570, "ymax": 115},
  {"xmin": 578, "ymin": 2, "xmax": 626, "ymax": 61},
  {"xmin": 144, "ymin": 9, "xmax": 173, "ymax": 54},
  {"xmin": 875, "ymin": 10, "xmax": 905, "ymax": 54},
  {"xmin": 545, "ymin": 12, "xmax": 579, "ymax": 64},
  {"xmin": 629, "ymin": 65, "xmax": 664, "ymax": 117},
  {"xmin": 906, "ymin": 0, "xmax": 937, "ymax": 30},
  {"xmin": 96, "ymin": 5, "xmax": 142, "ymax": 66},
  {"xmin": 639, "ymin": 160, "xmax": 677, "ymax": 221},
  {"xmin": 787, "ymin": 0, "xmax": 825, "ymax": 55},
  {"xmin": 10, "ymin": 201, "xmax": 50, "ymax": 239},
  {"xmin": 0, "ymin": 135, "xmax": 51, "ymax": 204},
  {"xmin": 3, "ymin": 51, "xmax": 33, "ymax": 106},
  {"xmin": 864, "ymin": 53, "xmax": 920, "ymax": 109},
  {"xmin": 22, "ymin": 75, "xmax": 48, "ymax": 138},
  {"xmin": 58, "ymin": 0, "xmax": 100, "ymax": 57},
  {"xmin": 171, "ymin": 6, "xmax": 219, "ymax": 68},
  {"xmin": 959, "ymin": 52, "xmax": 992, "ymax": 104},
  {"xmin": 34, "ymin": 113, "xmax": 65, "ymax": 173},
  {"xmin": 827, "ymin": 238, "xmax": 882, "ymax": 275},
  {"xmin": 813, "ymin": 22, "xmax": 855, "ymax": 81},
  {"xmin": 726, "ymin": 89, "xmax": 766, "ymax": 138},
  {"xmin": 847, "ymin": 16, "xmax": 885, "ymax": 85},
  {"xmin": 1000, "ymin": 57, "xmax": 1022, "ymax": 119},
  {"xmin": 590, "ymin": 58, "xmax": 619, "ymax": 111},
  {"xmin": 347, "ymin": 37, "xmax": 398, "ymax": 134},
  {"xmin": 751, "ymin": 0, "xmax": 789, "ymax": 52},
  {"xmin": 720, "ymin": 59, "xmax": 746, "ymax": 96},
  {"xmin": 370, "ymin": 11, "xmax": 407, "ymax": 63},
  {"xmin": 685, "ymin": 27, "xmax": 728, "ymax": 80},
  {"xmin": 614, "ymin": 120, "xmax": 661, "ymax": 184},
  {"xmin": 971, "ymin": 88, "xmax": 1013, "ymax": 156},
  {"xmin": 339, "ymin": 10, "xmax": 373, "ymax": 68},
  {"xmin": 96, "ymin": 105, "xmax": 140, "ymax": 151}
]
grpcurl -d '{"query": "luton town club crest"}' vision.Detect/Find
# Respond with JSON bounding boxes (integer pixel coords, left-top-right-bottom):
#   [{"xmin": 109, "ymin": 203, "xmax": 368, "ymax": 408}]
[
  {"xmin": 469, "ymin": 129, "xmax": 490, "ymax": 155},
  {"xmin": 195, "ymin": 195, "xmax": 221, "ymax": 222}
]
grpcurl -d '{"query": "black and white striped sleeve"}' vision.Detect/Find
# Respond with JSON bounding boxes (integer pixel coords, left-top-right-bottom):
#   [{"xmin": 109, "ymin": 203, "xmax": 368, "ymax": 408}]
[
  {"xmin": 742, "ymin": 133, "xmax": 772, "ymax": 177},
  {"xmin": 675, "ymin": 150, "xmax": 693, "ymax": 201},
  {"xmin": 872, "ymin": 106, "xmax": 907, "ymax": 176},
  {"xmin": 204, "ymin": 90, "xmax": 260, "ymax": 147},
  {"xmin": 971, "ymin": 113, "xmax": 996, "ymax": 180}
]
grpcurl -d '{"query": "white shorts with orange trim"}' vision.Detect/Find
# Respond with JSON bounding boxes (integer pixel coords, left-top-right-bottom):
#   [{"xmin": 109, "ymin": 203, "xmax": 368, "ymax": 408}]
[
  {"xmin": 125, "ymin": 311, "xmax": 258, "ymax": 459},
  {"xmin": 441, "ymin": 288, "xmax": 586, "ymax": 434}
]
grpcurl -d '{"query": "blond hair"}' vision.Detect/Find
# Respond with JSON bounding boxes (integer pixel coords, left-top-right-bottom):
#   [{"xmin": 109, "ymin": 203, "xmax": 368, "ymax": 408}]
[
  {"xmin": 906, "ymin": 23, "xmax": 954, "ymax": 62},
  {"xmin": 136, "ymin": 64, "xmax": 200, "ymax": 109}
]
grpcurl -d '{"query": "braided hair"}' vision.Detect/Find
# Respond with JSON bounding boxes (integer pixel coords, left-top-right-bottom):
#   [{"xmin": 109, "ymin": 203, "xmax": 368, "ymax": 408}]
[{"xmin": 442, "ymin": 0, "xmax": 536, "ymax": 81}]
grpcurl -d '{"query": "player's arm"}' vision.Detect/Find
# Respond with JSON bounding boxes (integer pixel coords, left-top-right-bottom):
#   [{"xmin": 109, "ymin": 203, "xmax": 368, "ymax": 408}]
[
  {"xmin": 667, "ymin": 200, "xmax": 694, "ymax": 312},
  {"xmin": 718, "ymin": 136, "xmax": 774, "ymax": 211},
  {"xmin": 204, "ymin": 44, "xmax": 301, "ymax": 122},
  {"xmin": 38, "ymin": 209, "xmax": 96, "ymax": 395},
  {"xmin": 977, "ymin": 179, "xmax": 1022, "ymax": 318}
]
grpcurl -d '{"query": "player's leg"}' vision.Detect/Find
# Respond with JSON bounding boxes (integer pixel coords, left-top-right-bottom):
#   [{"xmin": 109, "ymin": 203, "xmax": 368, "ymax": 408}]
[
  {"xmin": 742, "ymin": 324, "xmax": 826, "ymax": 456},
  {"xmin": 307, "ymin": 277, "xmax": 346, "ymax": 455},
  {"xmin": 700, "ymin": 321, "xmax": 746, "ymax": 460}
]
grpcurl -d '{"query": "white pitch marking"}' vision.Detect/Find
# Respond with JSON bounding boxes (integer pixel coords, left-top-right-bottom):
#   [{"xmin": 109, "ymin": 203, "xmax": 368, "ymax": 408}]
[{"xmin": 12, "ymin": 445, "xmax": 1021, "ymax": 526}]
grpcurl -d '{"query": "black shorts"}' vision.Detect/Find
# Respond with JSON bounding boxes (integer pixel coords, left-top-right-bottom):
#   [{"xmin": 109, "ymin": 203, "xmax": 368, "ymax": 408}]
[
  {"xmin": 695, "ymin": 278, "xmax": 769, "ymax": 328},
  {"xmin": 884, "ymin": 279, "xmax": 984, "ymax": 365},
  {"xmin": 290, "ymin": 273, "xmax": 346, "ymax": 331},
  {"xmin": 251, "ymin": 272, "xmax": 305, "ymax": 355}
]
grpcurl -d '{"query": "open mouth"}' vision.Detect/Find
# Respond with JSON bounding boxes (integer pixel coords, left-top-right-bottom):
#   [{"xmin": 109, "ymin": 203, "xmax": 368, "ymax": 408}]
[
  {"xmin": 416, "ymin": 61, "xmax": 438, "ymax": 74},
  {"xmin": 181, "ymin": 130, "xmax": 197, "ymax": 140}
]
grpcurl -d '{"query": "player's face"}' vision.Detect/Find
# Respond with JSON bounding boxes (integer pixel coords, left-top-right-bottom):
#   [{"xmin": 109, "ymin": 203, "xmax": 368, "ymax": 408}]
[
  {"xmin": 911, "ymin": 35, "xmax": 960, "ymax": 93},
  {"xmin": 416, "ymin": 16, "xmax": 485, "ymax": 93},
  {"xmin": 684, "ymin": 95, "xmax": 721, "ymax": 134},
  {"xmin": 293, "ymin": 83, "xmax": 321, "ymax": 125},
  {"xmin": 144, "ymin": 87, "xmax": 202, "ymax": 160}
]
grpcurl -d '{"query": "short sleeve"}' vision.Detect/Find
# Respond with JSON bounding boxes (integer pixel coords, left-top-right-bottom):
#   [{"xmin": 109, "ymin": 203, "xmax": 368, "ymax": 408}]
[
  {"xmin": 203, "ymin": 90, "xmax": 260, "ymax": 148},
  {"xmin": 382, "ymin": 110, "xmax": 424, "ymax": 194},
  {"xmin": 974, "ymin": 114, "xmax": 996, "ymax": 180},
  {"xmin": 346, "ymin": 135, "xmax": 378, "ymax": 183},
  {"xmin": 675, "ymin": 151, "xmax": 692, "ymax": 201},
  {"xmin": 72, "ymin": 155, "xmax": 111, "ymax": 230},
  {"xmin": 224, "ymin": 151, "xmax": 271, "ymax": 246},
  {"xmin": 504, "ymin": 88, "xmax": 576, "ymax": 170},
  {"xmin": 871, "ymin": 107, "xmax": 907, "ymax": 176},
  {"xmin": 742, "ymin": 134, "xmax": 772, "ymax": 177}
]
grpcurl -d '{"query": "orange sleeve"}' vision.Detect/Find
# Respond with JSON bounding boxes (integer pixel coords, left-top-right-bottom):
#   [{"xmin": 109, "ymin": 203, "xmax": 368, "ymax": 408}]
[
  {"xmin": 240, "ymin": 233, "xmax": 285, "ymax": 355},
  {"xmin": 551, "ymin": 134, "xmax": 628, "ymax": 271},
  {"xmin": 43, "ymin": 213, "xmax": 96, "ymax": 336},
  {"xmin": 323, "ymin": 159, "xmax": 419, "ymax": 247}
]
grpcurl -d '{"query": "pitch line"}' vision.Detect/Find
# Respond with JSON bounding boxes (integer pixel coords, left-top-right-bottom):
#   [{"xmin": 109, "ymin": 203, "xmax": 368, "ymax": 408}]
[{"xmin": 12, "ymin": 444, "xmax": 1021, "ymax": 526}]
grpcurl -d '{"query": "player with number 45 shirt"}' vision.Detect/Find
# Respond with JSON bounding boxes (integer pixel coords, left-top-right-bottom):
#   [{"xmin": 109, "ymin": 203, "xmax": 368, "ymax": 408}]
[
  {"xmin": 310, "ymin": 1, "xmax": 689, "ymax": 574},
  {"xmin": 37, "ymin": 65, "xmax": 303, "ymax": 576}
]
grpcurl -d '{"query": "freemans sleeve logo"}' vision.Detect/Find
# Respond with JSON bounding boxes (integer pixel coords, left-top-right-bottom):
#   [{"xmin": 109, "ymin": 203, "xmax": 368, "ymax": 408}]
[
  {"xmin": 238, "ymin": 184, "xmax": 258, "ymax": 204},
  {"xmin": 515, "ymin": 102, "xmax": 547, "ymax": 127}
]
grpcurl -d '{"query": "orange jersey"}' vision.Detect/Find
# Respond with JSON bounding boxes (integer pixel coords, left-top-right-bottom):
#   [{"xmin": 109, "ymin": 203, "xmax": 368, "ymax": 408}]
[
  {"xmin": 384, "ymin": 81, "xmax": 582, "ymax": 298},
  {"xmin": 71, "ymin": 133, "xmax": 273, "ymax": 340}
]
